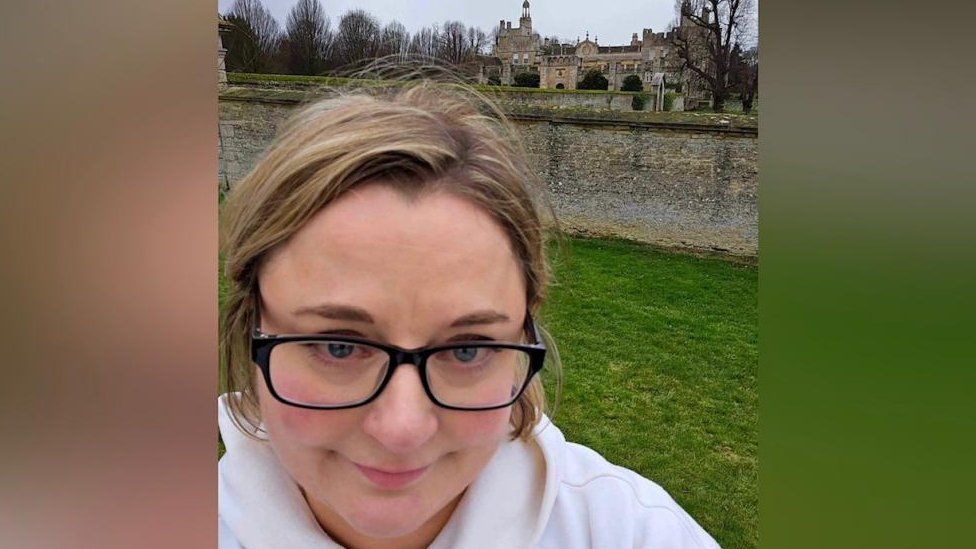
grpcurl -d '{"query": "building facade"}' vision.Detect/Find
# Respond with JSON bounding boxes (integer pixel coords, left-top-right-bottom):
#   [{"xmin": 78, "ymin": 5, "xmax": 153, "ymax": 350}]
[
  {"xmin": 484, "ymin": 1, "xmax": 711, "ymax": 109},
  {"xmin": 492, "ymin": 1, "xmax": 543, "ymax": 86}
]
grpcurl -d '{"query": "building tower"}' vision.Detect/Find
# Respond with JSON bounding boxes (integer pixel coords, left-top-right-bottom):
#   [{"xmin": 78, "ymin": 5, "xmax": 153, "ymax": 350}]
[{"xmin": 520, "ymin": 1, "xmax": 532, "ymax": 33}]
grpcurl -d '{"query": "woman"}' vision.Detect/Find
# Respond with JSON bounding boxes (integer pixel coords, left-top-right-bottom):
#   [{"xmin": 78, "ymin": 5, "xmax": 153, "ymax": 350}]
[{"xmin": 218, "ymin": 81, "xmax": 720, "ymax": 548}]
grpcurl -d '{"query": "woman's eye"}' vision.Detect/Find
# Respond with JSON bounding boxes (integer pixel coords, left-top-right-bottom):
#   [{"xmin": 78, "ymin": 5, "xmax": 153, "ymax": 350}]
[
  {"xmin": 452, "ymin": 347, "xmax": 481, "ymax": 362},
  {"xmin": 327, "ymin": 343, "xmax": 356, "ymax": 359}
]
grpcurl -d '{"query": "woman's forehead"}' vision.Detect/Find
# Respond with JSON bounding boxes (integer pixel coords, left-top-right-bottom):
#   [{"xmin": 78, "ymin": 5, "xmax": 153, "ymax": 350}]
[{"xmin": 259, "ymin": 184, "xmax": 525, "ymax": 316}]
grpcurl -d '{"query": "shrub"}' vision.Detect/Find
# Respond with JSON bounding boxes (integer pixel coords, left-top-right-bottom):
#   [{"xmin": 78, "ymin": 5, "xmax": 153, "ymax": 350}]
[
  {"xmin": 621, "ymin": 74, "xmax": 643, "ymax": 92},
  {"xmin": 487, "ymin": 74, "xmax": 501, "ymax": 86},
  {"xmin": 664, "ymin": 91, "xmax": 678, "ymax": 111},
  {"xmin": 513, "ymin": 71, "xmax": 540, "ymax": 88},
  {"xmin": 577, "ymin": 69, "xmax": 608, "ymax": 90},
  {"xmin": 631, "ymin": 93, "xmax": 649, "ymax": 111}
]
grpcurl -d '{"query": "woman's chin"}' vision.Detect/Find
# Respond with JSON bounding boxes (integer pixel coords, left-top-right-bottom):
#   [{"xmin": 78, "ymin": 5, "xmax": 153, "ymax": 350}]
[{"xmin": 342, "ymin": 495, "xmax": 435, "ymax": 539}]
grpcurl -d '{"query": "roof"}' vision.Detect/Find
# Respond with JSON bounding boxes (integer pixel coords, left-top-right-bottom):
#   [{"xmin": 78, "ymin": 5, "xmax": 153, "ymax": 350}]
[
  {"xmin": 597, "ymin": 45, "xmax": 642, "ymax": 54},
  {"xmin": 545, "ymin": 44, "xmax": 577, "ymax": 55}
]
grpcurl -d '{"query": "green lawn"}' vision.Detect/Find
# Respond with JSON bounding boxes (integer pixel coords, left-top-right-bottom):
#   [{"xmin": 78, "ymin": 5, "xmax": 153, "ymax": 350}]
[
  {"xmin": 218, "ymin": 235, "xmax": 757, "ymax": 547},
  {"xmin": 540, "ymin": 236, "xmax": 757, "ymax": 548},
  {"xmin": 223, "ymin": 72, "xmax": 758, "ymax": 129}
]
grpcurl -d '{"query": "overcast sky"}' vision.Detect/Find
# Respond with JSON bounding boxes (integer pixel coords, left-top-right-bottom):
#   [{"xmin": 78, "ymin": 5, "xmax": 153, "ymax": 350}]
[{"xmin": 217, "ymin": 0, "xmax": 694, "ymax": 47}]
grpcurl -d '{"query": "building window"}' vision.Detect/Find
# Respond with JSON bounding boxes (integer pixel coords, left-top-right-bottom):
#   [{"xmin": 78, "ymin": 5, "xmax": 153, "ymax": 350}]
[
  {"xmin": 523, "ymin": 53, "xmax": 529, "ymax": 63},
  {"xmin": 513, "ymin": 54, "xmax": 519, "ymax": 64}
]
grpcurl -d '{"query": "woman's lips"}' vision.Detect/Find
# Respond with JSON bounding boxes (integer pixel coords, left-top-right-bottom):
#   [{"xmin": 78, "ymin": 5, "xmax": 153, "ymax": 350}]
[{"xmin": 354, "ymin": 463, "xmax": 430, "ymax": 490}]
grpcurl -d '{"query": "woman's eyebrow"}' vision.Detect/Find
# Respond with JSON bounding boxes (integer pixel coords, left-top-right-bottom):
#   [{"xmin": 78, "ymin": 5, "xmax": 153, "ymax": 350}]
[
  {"xmin": 290, "ymin": 305, "xmax": 508, "ymax": 327},
  {"xmin": 450, "ymin": 310, "xmax": 511, "ymax": 327},
  {"xmin": 292, "ymin": 303, "xmax": 374, "ymax": 323}
]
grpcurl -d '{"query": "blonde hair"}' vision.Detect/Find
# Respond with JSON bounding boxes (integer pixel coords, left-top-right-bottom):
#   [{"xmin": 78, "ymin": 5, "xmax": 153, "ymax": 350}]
[{"xmin": 220, "ymin": 79, "xmax": 560, "ymax": 440}]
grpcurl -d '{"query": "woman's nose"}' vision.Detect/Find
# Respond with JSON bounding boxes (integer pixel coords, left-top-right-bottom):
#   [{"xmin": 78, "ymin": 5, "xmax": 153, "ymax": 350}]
[{"xmin": 362, "ymin": 363, "xmax": 438, "ymax": 455}]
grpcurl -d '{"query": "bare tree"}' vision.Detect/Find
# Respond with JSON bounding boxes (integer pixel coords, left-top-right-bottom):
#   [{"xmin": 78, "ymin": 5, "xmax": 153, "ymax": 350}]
[
  {"xmin": 333, "ymin": 9, "xmax": 381, "ymax": 70},
  {"xmin": 223, "ymin": 0, "xmax": 282, "ymax": 73},
  {"xmin": 489, "ymin": 26, "xmax": 501, "ymax": 52},
  {"xmin": 466, "ymin": 26, "xmax": 489, "ymax": 57},
  {"xmin": 730, "ymin": 45, "xmax": 758, "ymax": 112},
  {"xmin": 409, "ymin": 24, "xmax": 441, "ymax": 60},
  {"xmin": 281, "ymin": 0, "xmax": 332, "ymax": 75},
  {"xmin": 438, "ymin": 21, "xmax": 469, "ymax": 65},
  {"xmin": 378, "ymin": 21, "xmax": 410, "ymax": 61},
  {"xmin": 671, "ymin": 0, "xmax": 755, "ymax": 112}
]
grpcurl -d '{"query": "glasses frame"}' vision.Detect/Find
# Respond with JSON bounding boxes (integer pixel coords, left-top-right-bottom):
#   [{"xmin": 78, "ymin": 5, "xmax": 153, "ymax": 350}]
[{"xmin": 250, "ymin": 311, "xmax": 547, "ymax": 411}]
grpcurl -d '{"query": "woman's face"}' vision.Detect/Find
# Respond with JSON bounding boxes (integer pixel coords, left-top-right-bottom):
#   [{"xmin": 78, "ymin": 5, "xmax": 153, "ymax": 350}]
[{"xmin": 255, "ymin": 183, "xmax": 527, "ymax": 541}]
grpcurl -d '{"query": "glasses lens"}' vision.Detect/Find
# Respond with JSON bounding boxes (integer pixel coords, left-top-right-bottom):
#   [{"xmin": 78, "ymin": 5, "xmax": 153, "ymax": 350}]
[
  {"xmin": 268, "ymin": 341, "xmax": 389, "ymax": 407},
  {"xmin": 426, "ymin": 346, "xmax": 532, "ymax": 408}
]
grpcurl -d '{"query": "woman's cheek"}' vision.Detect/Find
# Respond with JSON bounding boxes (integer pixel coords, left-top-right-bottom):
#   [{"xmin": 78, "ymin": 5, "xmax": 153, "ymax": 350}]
[
  {"xmin": 448, "ymin": 407, "xmax": 512, "ymax": 444},
  {"xmin": 266, "ymin": 403, "xmax": 358, "ymax": 447}
]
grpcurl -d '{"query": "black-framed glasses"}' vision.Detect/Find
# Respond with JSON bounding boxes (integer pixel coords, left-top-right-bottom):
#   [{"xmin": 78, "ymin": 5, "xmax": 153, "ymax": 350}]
[{"xmin": 251, "ymin": 312, "xmax": 546, "ymax": 411}]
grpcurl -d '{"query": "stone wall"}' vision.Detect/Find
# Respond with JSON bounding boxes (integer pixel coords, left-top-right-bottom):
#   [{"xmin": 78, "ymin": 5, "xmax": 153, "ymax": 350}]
[
  {"xmin": 490, "ymin": 90, "xmax": 636, "ymax": 111},
  {"xmin": 218, "ymin": 99, "xmax": 294, "ymax": 191},
  {"xmin": 219, "ymin": 92, "xmax": 757, "ymax": 256},
  {"xmin": 520, "ymin": 120, "xmax": 757, "ymax": 256}
]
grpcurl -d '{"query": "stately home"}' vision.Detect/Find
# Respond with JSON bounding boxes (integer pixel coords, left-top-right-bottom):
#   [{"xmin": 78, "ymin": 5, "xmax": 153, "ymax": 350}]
[{"xmin": 482, "ymin": 1, "xmax": 710, "ymax": 109}]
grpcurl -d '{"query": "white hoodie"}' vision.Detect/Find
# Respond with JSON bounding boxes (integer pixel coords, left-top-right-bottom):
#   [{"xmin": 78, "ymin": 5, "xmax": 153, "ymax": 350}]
[{"xmin": 218, "ymin": 395, "xmax": 721, "ymax": 548}]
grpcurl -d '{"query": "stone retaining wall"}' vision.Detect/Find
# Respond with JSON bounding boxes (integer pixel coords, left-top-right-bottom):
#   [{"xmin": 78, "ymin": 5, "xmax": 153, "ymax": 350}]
[{"xmin": 490, "ymin": 90, "xmax": 636, "ymax": 111}]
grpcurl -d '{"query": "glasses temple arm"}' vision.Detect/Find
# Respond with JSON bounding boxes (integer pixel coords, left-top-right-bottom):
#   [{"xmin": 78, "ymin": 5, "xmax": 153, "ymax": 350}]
[{"xmin": 524, "ymin": 310, "xmax": 543, "ymax": 346}]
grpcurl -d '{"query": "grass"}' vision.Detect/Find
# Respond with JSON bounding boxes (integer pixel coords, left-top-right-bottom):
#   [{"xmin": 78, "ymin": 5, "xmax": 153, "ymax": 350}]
[
  {"xmin": 216, "ymin": 235, "xmax": 757, "ymax": 547},
  {"xmin": 223, "ymin": 72, "xmax": 758, "ymax": 128},
  {"xmin": 539, "ymin": 236, "xmax": 757, "ymax": 548}
]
